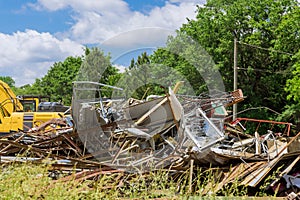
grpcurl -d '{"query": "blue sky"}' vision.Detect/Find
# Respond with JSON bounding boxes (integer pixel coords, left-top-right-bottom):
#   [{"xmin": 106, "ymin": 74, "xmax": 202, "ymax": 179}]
[
  {"xmin": 0, "ymin": 0, "xmax": 204, "ymax": 86},
  {"xmin": 0, "ymin": 0, "xmax": 72, "ymax": 34}
]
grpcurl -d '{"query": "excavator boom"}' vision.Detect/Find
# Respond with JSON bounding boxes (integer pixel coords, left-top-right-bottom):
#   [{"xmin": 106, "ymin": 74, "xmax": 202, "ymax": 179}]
[{"xmin": 0, "ymin": 81, "xmax": 23, "ymax": 116}]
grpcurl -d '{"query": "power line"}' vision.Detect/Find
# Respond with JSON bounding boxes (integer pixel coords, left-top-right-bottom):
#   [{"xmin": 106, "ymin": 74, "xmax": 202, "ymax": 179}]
[
  {"xmin": 226, "ymin": 106, "xmax": 281, "ymax": 120},
  {"xmin": 237, "ymin": 41, "xmax": 294, "ymax": 56},
  {"xmin": 237, "ymin": 67, "xmax": 288, "ymax": 74}
]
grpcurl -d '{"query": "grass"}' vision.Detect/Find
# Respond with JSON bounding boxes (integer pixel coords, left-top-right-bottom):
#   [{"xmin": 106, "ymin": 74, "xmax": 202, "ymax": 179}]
[
  {"xmin": 0, "ymin": 162, "xmax": 279, "ymax": 199},
  {"xmin": 0, "ymin": 163, "xmax": 90, "ymax": 199},
  {"xmin": 0, "ymin": 162, "xmax": 178, "ymax": 199}
]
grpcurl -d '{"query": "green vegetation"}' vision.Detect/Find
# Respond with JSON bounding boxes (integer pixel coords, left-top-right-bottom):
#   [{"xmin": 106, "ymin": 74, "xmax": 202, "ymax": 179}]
[
  {"xmin": 0, "ymin": 162, "xmax": 264, "ymax": 199},
  {"xmin": 2, "ymin": 0, "xmax": 298, "ymax": 125},
  {"xmin": 76, "ymin": 47, "xmax": 121, "ymax": 98},
  {"xmin": 11, "ymin": 55, "xmax": 83, "ymax": 106},
  {"xmin": 0, "ymin": 0, "xmax": 299, "ymax": 198},
  {"xmin": 167, "ymin": 0, "xmax": 299, "ymax": 123},
  {"xmin": 0, "ymin": 163, "xmax": 178, "ymax": 199},
  {"xmin": 0, "ymin": 76, "xmax": 15, "ymax": 89},
  {"xmin": 0, "ymin": 0, "xmax": 298, "ymax": 154},
  {"xmin": 0, "ymin": 163, "xmax": 90, "ymax": 199}
]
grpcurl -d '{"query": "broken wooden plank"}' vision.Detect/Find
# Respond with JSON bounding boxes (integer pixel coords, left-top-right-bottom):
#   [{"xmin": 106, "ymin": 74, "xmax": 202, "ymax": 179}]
[{"xmin": 241, "ymin": 132, "xmax": 300, "ymax": 187}]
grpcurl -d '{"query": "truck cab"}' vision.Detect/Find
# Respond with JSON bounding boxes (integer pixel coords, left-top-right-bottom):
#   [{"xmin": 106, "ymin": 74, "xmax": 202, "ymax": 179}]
[{"xmin": 17, "ymin": 95, "xmax": 50, "ymax": 112}]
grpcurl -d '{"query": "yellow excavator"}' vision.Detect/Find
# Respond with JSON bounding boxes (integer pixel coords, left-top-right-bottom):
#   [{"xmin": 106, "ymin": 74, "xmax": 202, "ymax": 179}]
[{"xmin": 0, "ymin": 80, "xmax": 66, "ymax": 134}]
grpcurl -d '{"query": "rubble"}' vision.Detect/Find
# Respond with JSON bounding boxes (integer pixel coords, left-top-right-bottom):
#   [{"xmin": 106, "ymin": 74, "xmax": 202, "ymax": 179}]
[{"xmin": 0, "ymin": 81, "xmax": 300, "ymax": 198}]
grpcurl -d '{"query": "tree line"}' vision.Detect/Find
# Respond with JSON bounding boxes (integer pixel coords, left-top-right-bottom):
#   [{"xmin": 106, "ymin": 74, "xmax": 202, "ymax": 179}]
[{"xmin": 1, "ymin": 0, "xmax": 299, "ymax": 128}]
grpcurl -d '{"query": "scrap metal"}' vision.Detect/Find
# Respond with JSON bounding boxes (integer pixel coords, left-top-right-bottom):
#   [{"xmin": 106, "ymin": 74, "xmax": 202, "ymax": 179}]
[{"xmin": 0, "ymin": 81, "xmax": 300, "ymax": 198}]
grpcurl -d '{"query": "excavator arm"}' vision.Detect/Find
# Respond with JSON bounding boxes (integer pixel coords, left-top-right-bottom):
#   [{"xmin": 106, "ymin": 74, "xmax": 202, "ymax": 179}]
[{"xmin": 0, "ymin": 80, "xmax": 23, "ymax": 117}]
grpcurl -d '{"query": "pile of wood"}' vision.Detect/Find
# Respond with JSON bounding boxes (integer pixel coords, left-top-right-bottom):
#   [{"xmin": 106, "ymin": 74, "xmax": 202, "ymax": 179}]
[{"xmin": 0, "ymin": 82, "xmax": 299, "ymax": 198}]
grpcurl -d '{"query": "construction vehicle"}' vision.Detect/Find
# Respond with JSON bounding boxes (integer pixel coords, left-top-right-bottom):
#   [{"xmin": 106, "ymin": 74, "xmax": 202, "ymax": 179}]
[
  {"xmin": 17, "ymin": 95, "xmax": 69, "ymax": 112},
  {"xmin": 0, "ymin": 80, "xmax": 66, "ymax": 134},
  {"xmin": 17, "ymin": 95, "xmax": 50, "ymax": 112}
]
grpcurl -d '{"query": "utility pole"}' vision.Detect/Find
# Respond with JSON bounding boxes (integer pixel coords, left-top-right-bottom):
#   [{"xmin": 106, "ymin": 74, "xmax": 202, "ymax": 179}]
[{"xmin": 233, "ymin": 38, "xmax": 238, "ymax": 120}]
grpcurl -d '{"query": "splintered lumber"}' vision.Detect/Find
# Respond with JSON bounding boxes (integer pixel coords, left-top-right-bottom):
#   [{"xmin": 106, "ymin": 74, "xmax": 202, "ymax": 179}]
[
  {"xmin": 242, "ymin": 132, "xmax": 300, "ymax": 187},
  {"xmin": 269, "ymin": 154, "xmax": 300, "ymax": 188},
  {"xmin": 207, "ymin": 161, "xmax": 266, "ymax": 194},
  {"xmin": 57, "ymin": 168, "xmax": 123, "ymax": 182}
]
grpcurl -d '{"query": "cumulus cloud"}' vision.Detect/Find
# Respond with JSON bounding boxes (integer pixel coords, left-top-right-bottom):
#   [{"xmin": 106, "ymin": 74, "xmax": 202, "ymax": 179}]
[
  {"xmin": 101, "ymin": 27, "xmax": 175, "ymax": 63},
  {"xmin": 1, "ymin": 0, "xmax": 203, "ymax": 86},
  {"xmin": 0, "ymin": 29, "xmax": 84, "ymax": 86},
  {"xmin": 113, "ymin": 64, "xmax": 126, "ymax": 73},
  {"xmin": 169, "ymin": 0, "xmax": 205, "ymax": 3},
  {"xmin": 32, "ymin": 0, "xmax": 200, "ymax": 44},
  {"xmin": 30, "ymin": 0, "xmax": 129, "ymax": 13}
]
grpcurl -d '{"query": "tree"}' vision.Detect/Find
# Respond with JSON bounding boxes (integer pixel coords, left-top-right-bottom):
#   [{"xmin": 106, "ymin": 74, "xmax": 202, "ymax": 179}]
[
  {"xmin": 127, "ymin": 52, "xmax": 155, "ymax": 99},
  {"xmin": 76, "ymin": 47, "xmax": 121, "ymax": 98},
  {"xmin": 21, "ymin": 56, "xmax": 83, "ymax": 105},
  {"xmin": 14, "ymin": 47, "xmax": 121, "ymax": 105},
  {"xmin": 0, "ymin": 76, "xmax": 15, "ymax": 88},
  {"xmin": 151, "ymin": 33, "xmax": 223, "ymax": 96},
  {"xmin": 116, "ymin": 51, "xmax": 186, "ymax": 100},
  {"xmin": 114, "ymin": 52, "xmax": 151, "ymax": 99},
  {"xmin": 286, "ymin": 56, "xmax": 300, "ymax": 102},
  {"xmin": 265, "ymin": 3, "xmax": 300, "ymax": 128},
  {"xmin": 151, "ymin": 0, "xmax": 299, "ymax": 120},
  {"xmin": 282, "ymin": 51, "xmax": 300, "ymax": 129}
]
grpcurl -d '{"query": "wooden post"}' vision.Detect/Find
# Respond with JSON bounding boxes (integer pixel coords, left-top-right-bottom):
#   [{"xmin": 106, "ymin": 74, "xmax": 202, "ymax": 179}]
[
  {"xmin": 233, "ymin": 38, "xmax": 238, "ymax": 120},
  {"xmin": 189, "ymin": 159, "xmax": 194, "ymax": 193}
]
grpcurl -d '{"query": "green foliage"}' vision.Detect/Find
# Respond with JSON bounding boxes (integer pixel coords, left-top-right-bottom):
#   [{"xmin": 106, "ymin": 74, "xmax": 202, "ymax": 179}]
[
  {"xmin": 0, "ymin": 163, "xmax": 89, "ymax": 199},
  {"xmin": 0, "ymin": 76, "xmax": 15, "ymax": 88},
  {"xmin": 13, "ymin": 47, "xmax": 120, "ymax": 106},
  {"xmin": 151, "ymin": 32, "xmax": 224, "ymax": 96},
  {"xmin": 77, "ymin": 47, "xmax": 111, "ymax": 83},
  {"xmin": 151, "ymin": 0, "xmax": 299, "ymax": 120},
  {"xmin": 13, "ymin": 84, "xmax": 32, "ymax": 95},
  {"xmin": 286, "ymin": 52, "xmax": 300, "ymax": 102},
  {"xmin": 32, "ymin": 56, "xmax": 83, "ymax": 105},
  {"xmin": 0, "ymin": 162, "xmax": 279, "ymax": 198},
  {"xmin": 76, "ymin": 47, "xmax": 120, "ymax": 98},
  {"xmin": 117, "ymin": 52, "xmax": 164, "ymax": 99},
  {"xmin": 5, "ymin": 0, "xmax": 299, "ymax": 123},
  {"xmin": 13, "ymin": 56, "xmax": 82, "ymax": 106},
  {"xmin": 0, "ymin": 163, "xmax": 177, "ymax": 199},
  {"xmin": 274, "ymin": 5, "xmax": 300, "ymax": 127}
]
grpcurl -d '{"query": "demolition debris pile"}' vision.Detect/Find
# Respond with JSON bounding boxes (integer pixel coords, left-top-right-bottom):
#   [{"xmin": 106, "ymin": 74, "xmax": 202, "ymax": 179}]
[{"xmin": 0, "ymin": 81, "xmax": 300, "ymax": 198}]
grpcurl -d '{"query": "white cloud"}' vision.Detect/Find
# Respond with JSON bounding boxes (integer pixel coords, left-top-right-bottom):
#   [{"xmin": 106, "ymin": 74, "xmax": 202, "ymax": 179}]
[
  {"xmin": 113, "ymin": 64, "xmax": 126, "ymax": 73},
  {"xmin": 0, "ymin": 29, "xmax": 84, "ymax": 86},
  {"xmin": 168, "ymin": 0, "xmax": 205, "ymax": 3},
  {"xmin": 101, "ymin": 28, "xmax": 175, "ymax": 63},
  {"xmin": 30, "ymin": 0, "xmax": 129, "ymax": 13},
  {"xmin": 32, "ymin": 0, "xmax": 200, "ymax": 44},
  {"xmin": 2, "ymin": 0, "xmax": 203, "ymax": 86}
]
